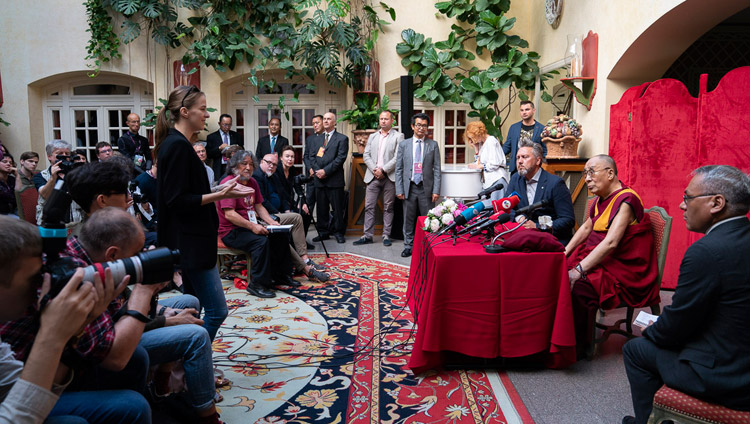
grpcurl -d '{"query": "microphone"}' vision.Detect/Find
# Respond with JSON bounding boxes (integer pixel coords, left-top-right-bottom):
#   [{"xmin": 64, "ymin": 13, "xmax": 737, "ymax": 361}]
[
  {"xmin": 437, "ymin": 201, "xmax": 486, "ymax": 235},
  {"xmin": 455, "ymin": 209, "xmax": 494, "ymax": 235},
  {"xmin": 516, "ymin": 199, "xmax": 550, "ymax": 216},
  {"xmin": 476, "ymin": 180, "xmax": 505, "ymax": 199},
  {"xmin": 492, "ymin": 192, "xmax": 521, "ymax": 214},
  {"xmin": 470, "ymin": 211, "xmax": 513, "ymax": 235}
]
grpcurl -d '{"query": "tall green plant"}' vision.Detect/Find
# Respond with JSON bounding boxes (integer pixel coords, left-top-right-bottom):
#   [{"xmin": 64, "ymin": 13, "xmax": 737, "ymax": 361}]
[
  {"xmin": 396, "ymin": 0, "xmax": 554, "ymax": 137},
  {"xmin": 338, "ymin": 93, "xmax": 398, "ymax": 130}
]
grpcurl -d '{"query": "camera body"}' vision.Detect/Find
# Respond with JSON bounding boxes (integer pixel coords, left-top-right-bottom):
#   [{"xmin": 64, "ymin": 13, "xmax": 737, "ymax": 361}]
[
  {"xmin": 56, "ymin": 154, "xmax": 81, "ymax": 176},
  {"xmin": 129, "ymin": 180, "xmax": 148, "ymax": 204}
]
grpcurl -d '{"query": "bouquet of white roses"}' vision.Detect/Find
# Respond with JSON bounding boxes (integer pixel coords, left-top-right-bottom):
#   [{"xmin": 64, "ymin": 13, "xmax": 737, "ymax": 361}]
[{"xmin": 422, "ymin": 198, "xmax": 468, "ymax": 234}]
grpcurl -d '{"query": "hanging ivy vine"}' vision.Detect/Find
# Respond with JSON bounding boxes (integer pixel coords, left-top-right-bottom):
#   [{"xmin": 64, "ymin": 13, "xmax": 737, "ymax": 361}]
[
  {"xmin": 84, "ymin": 0, "xmax": 122, "ymax": 76},
  {"xmin": 84, "ymin": 0, "xmax": 395, "ymax": 111}
]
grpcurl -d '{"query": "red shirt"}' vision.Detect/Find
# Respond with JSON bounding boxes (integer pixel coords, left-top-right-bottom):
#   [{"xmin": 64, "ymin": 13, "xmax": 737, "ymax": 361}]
[{"xmin": 216, "ymin": 175, "xmax": 264, "ymax": 238}]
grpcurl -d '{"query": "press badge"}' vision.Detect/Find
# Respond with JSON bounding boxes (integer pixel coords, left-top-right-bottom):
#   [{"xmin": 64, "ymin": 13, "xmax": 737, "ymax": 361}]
[
  {"xmin": 247, "ymin": 210, "xmax": 258, "ymax": 224},
  {"xmin": 317, "ymin": 147, "xmax": 325, "ymax": 157},
  {"xmin": 414, "ymin": 162, "xmax": 423, "ymax": 174}
]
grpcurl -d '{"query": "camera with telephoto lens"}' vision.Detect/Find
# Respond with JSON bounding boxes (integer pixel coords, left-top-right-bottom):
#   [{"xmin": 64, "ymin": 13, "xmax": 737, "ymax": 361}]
[
  {"xmin": 44, "ymin": 247, "xmax": 181, "ymax": 300},
  {"xmin": 56, "ymin": 154, "xmax": 81, "ymax": 176}
]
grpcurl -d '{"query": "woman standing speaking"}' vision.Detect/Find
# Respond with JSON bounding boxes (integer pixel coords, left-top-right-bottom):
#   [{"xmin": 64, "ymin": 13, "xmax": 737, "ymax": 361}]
[{"xmin": 154, "ymin": 85, "xmax": 247, "ymax": 340}]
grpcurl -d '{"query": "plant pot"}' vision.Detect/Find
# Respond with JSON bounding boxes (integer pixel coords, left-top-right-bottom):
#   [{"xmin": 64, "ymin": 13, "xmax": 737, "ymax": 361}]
[
  {"xmin": 542, "ymin": 136, "xmax": 581, "ymax": 159},
  {"xmin": 352, "ymin": 129, "xmax": 376, "ymax": 155}
]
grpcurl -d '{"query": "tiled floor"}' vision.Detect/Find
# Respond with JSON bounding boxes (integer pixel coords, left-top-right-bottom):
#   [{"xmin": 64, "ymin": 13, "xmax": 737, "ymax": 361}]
[{"xmin": 311, "ymin": 230, "xmax": 673, "ymax": 423}]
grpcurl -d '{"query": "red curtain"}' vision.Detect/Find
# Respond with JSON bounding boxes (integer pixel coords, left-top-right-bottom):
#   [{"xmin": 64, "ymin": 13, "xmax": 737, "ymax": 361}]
[{"xmin": 610, "ymin": 66, "xmax": 750, "ymax": 289}]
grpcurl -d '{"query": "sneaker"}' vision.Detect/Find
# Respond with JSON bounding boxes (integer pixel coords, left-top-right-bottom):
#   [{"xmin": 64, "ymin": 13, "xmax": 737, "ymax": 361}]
[
  {"xmin": 383, "ymin": 236, "xmax": 392, "ymax": 246},
  {"xmin": 305, "ymin": 258, "xmax": 327, "ymax": 270},
  {"xmin": 307, "ymin": 268, "xmax": 330, "ymax": 282},
  {"xmin": 353, "ymin": 236, "xmax": 373, "ymax": 246}
]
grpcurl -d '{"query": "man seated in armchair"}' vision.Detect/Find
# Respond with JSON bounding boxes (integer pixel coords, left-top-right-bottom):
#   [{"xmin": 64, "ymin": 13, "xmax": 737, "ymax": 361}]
[
  {"xmin": 622, "ymin": 165, "xmax": 750, "ymax": 424},
  {"xmin": 564, "ymin": 154, "xmax": 659, "ymax": 358}
]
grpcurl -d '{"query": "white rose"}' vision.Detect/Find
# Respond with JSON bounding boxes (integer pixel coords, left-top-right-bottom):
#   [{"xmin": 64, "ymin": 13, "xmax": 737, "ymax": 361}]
[
  {"xmin": 444, "ymin": 199, "xmax": 456, "ymax": 208},
  {"xmin": 441, "ymin": 214, "xmax": 454, "ymax": 225},
  {"xmin": 430, "ymin": 218, "xmax": 441, "ymax": 233},
  {"xmin": 423, "ymin": 219, "xmax": 431, "ymax": 231}
]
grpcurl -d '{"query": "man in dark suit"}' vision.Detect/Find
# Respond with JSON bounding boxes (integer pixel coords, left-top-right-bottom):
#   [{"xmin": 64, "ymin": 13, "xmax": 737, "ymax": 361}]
[
  {"xmin": 206, "ymin": 114, "xmax": 242, "ymax": 181},
  {"xmin": 395, "ymin": 113, "xmax": 442, "ymax": 257},
  {"xmin": 310, "ymin": 112, "xmax": 348, "ymax": 243},
  {"xmin": 303, "ymin": 114, "xmax": 324, "ymax": 219},
  {"xmin": 117, "ymin": 113, "xmax": 152, "ymax": 173},
  {"xmin": 506, "ymin": 141, "xmax": 575, "ymax": 245},
  {"xmin": 255, "ymin": 118, "xmax": 289, "ymax": 160},
  {"xmin": 622, "ymin": 165, "xmax": 750, "ymax": 424},
  {"xmin": 503, "ymin": 101, "xmax": 547, "ymax": 175}
]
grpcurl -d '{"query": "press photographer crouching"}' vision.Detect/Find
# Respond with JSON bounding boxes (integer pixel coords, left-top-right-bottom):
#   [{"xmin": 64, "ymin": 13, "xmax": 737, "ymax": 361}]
[{"xmin": 0, "ymin": 215, "xmax": 151, "ymax": 424}]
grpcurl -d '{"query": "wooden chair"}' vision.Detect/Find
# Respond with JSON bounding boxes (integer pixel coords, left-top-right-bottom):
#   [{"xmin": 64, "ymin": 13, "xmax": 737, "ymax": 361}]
[
  {"xmin": 588, "ymin": 204, "xmax": 672, "ymax": 357},
  {"xmin": 15, "ymin": 186, "xmax": 39, "ymax": 224},
  {"xmin": 216, "ymin": 237, "xmax": 251, "ymax": 281},
  {"xmin": 649, "ymin": 385, "xmax": 750, "ymax": 424}
]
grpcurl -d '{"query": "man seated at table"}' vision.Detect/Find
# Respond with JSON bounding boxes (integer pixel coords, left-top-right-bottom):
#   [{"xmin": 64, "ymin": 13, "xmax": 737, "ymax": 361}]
[
  {"xmin": 565, "ymin": 154, "xmax": 659, "ymax": 357},
  {"xmin": 622, "ymin": 165, "xmax": 750, "ymax": 424},
  {"xmin": 506, "ymin": 141, "xmax": 575, "ymax": 245}
]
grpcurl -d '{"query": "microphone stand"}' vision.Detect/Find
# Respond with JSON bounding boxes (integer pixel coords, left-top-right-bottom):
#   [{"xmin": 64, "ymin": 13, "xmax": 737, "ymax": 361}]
[{"xmin": 484, "ymin": 217, "xmax": 528, "ymax": 253}]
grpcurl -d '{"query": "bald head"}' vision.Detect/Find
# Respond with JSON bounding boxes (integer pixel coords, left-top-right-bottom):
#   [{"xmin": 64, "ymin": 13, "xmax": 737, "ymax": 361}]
[
  {"xmin": 589, "ymin": 154, "xmax": 617, "ymax": 175},
  {"xmin": 78, "ymin": 207, "xmax": 145, "ymax": 262},
  {"xmin": 322, "ymin": 112, "xmax": 336, "ymax": 133},
  {"xmin": 584, "ymin": 154, "xmax": 620, "ymax": 197},
  {"xmin": 127, "ymin": 113, "xmax": 141, "ymax": 134}
]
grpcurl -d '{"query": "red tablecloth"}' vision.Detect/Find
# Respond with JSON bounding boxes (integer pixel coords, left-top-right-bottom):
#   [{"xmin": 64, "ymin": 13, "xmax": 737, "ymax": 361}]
[{"xmin": 407, "ymin": 217, "xmax": 577, "ymax": 374}]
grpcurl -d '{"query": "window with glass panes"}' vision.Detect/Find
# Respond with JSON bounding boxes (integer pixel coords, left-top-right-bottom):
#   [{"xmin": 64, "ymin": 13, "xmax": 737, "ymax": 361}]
[
  {"xmin": 50, "ymin": 109, "xmax": 62, "ymax": 140},
  {"xmin": 443, "ymin": 110, "xmax": 469, "ymax": 165},
  {"xmin": 290, "ymin": 108, "xmax": 316, "ymax": 172},
  {"xmin": 234, "ymin": 109, "xmax": 245, "ymax": 148}
]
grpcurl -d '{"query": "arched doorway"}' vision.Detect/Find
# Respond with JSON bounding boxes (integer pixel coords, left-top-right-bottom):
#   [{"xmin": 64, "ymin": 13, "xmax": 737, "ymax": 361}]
[{"xmin": 39, "ymin": 73, "xmax": 154, "ymax": 162}]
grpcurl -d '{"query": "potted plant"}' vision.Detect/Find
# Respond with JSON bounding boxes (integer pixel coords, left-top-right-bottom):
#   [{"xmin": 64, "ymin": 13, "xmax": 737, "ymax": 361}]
[{"xmin": 339, "ymin": 93, "xmax": 397, "ymax": 154}]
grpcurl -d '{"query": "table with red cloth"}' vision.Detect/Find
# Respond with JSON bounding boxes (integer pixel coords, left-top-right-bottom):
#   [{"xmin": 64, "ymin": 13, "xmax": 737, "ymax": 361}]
[{"xmin": 406, "ymin": 217, "xmax": 577, "ymax": 374}]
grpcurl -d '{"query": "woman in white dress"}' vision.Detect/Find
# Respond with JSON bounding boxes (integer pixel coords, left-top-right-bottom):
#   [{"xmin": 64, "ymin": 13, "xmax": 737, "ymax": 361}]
[{"xmin": 465, "ymin": 121, "xmax": 509, "ymax": 200}]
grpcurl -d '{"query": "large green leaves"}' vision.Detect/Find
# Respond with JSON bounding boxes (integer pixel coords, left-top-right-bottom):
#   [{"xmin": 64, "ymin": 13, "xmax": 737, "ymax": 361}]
[{"xmin": 396, "ymin": 0, "xmax": 552, "ymax": 137}]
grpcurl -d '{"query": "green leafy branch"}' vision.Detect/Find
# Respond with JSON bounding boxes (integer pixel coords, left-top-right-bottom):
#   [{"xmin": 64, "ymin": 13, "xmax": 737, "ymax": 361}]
[
  {"xmin": 338, "ymin": 93, "xmax": 398, "ymax": 130},
  {"xmin": 396, "ymin": 0, "xmax": 555, "ymax": 137}
]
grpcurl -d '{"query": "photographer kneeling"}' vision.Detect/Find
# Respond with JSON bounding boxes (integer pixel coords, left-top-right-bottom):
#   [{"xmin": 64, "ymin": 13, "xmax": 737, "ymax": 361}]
[{"xmin": 0, "ymin": 215, "xmax": 150, "ymax": 424}]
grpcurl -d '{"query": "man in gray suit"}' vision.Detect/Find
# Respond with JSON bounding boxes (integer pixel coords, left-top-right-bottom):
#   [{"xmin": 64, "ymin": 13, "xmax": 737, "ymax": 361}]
[
  {"xmin": 396, "ymin": 113, "xmax": 442, "ymax": 257},
  {"xmin": 354, "ymin": 111, "xmax": 404, "ymax": 247},
  {"xmin": 311, "ymin": 112, "xmax": 349, "ymax": 244}
]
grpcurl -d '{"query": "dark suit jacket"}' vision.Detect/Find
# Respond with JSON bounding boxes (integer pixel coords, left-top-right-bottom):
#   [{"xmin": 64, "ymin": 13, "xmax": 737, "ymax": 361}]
[
  {"xmin": 503, "ymin": 121, "xmax": 547, "ymax": 174},
  {"xmin": 395, "ymin": 137, "xmax": 442, "ymax": 199},
  {"xmin": 311, "ymin": 131, "xmax": 348, "ymax": 188},
  {"xmin": 206, "ymin": 129, "xmax": 242, "ymax": 180},
  {"xmin": 156, "ymin": 129, "xmax": 218, "ymax": 270},
  {"xmin": 252, "ymin": 168, "xmax": 289, "ymax": 214},
  {"xmin": 506, "ymin": 169, "xmax": 575, "ymax": 245},
  {"xmin": 256, "ymin": 134, "xmax": 289, "ymax": 160},
  {"xmin": 304, "ymin": 134, "xmax": 323, "ymax": 175},
  {"xmin": 642, "ymin": 217, "xmax": 750, "ymax": 408},
  {"xmin": 117, "ymin": 131, "xmax": 153, "ymax": 171}
]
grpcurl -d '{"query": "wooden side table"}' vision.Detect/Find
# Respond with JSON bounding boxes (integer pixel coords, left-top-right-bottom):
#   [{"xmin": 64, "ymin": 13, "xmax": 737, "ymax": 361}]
[
  {"xmin": 347, "ymin": 155, "xmax": 384, "ymax": 234},
  {"xmin": 543, "ymin": 158, "xmax": 589, "ymax": 229}
]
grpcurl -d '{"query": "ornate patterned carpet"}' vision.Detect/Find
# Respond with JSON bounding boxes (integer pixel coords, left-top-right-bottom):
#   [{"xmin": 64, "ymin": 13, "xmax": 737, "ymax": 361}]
[{"xmin": 212, "ymin": 253, "xmax": 532, "ymax": 424}]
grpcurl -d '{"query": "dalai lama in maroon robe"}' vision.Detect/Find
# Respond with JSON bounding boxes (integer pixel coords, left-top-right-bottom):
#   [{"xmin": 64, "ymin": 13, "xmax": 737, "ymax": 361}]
[{"xmin": 565, "ymin": 154, "xmax": 659, "ymax": 357}]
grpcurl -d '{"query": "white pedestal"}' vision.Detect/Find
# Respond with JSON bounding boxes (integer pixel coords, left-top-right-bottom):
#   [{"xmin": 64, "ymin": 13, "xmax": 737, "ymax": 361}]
[{"xmin": 440, "ymin": 164, "xmax": 483, "ymax": 199}]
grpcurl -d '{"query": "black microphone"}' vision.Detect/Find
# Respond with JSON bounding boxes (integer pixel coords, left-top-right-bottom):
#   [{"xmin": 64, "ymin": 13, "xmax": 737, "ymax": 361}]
[
  {"xmin": 476, "ymin": 180, "xmax": 505, "ymax": 199},
  {"xmin": 455, "ymin": 209, "xmax": 494, "ymax": 235},
  {"xmin": 516, "ymin": 199, "xmax": 550, "ymax": 216},
  {"xmin": 470, "ymin": 211, "xmax": 513, "ymax": 235}
]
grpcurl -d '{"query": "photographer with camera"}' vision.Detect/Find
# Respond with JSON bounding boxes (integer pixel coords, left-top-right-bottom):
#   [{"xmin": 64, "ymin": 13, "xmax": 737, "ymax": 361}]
[
  {"xmin": 62, "ymin": 208, "xmax": 223, "ymax": 424},
  {"xmin": 0, "ymin": 215, "xmax": 151, "ymax": 424},
  {"xmin": 33, "ymin": 140, "xmax": 84, "ymax": 227}
]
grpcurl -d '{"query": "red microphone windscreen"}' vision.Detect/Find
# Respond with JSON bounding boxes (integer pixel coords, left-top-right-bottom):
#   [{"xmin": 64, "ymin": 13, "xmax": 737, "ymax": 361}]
[{"xmin": 492, "ymin": 194, "xmax": 520, "ymax": 213}]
